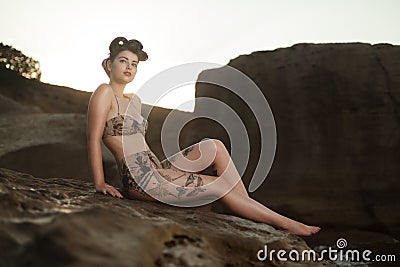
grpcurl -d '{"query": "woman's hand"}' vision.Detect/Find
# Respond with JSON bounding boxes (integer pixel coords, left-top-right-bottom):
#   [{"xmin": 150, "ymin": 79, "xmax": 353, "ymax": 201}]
[{"xmin": 95, "ymin": 183, "xmax": 124, "ymax": 199}]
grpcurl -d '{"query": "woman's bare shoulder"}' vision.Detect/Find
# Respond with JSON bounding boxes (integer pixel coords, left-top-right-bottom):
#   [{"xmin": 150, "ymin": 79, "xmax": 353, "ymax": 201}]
[
  {"xmin": 127, "ymin": 93, "xmax": 141, "ymax": 102},
  {"xmin": 90, "ymin": 84, "xmax": 113, "ymax": 100},
  {"xmin": 95, "ymin": 83, "xmax": 113, "ymax": 94},
  {"xmin": 126, "ymin": 93, "xmax": 142, "ymax": 104}
]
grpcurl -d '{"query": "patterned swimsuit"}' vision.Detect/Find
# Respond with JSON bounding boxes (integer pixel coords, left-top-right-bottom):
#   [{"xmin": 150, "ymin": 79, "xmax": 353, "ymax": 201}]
[{"xmin": 102, "ymin": 93, "xmax": 205, "ymax": 202}]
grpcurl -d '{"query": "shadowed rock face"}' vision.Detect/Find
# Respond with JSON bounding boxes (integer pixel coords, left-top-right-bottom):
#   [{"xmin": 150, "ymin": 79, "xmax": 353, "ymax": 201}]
[
  {"xmin": 0, "ymin": 168, "xmax": 336, "ymax": 267},
  {"xmin": 190, "ymin": 43, "xmax": 400, "ymax": 244}
]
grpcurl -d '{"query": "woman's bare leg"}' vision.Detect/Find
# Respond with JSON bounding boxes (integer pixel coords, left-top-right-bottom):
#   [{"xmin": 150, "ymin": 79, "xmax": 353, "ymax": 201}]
[
  {"xmin": 206, "ymin": 139, "xmax": 320, "ymax": 235},
  {"xmin": 146, "ymin": 168, "xmax": 319, "ymax": 236},
  {"xmin": 219, "ymin": 187, "xmax": 321, "ymax": 236},
  {"xmin": 208, "ymin": 139, "xmax": 248, "ymax": 197},
  {"xmin": 156, "ymin": 139, "xmax": 320, "ymax": 235},
  {"xmin": 161, "ymin": 139, "xmax": 320, "ymax": 235},
  {"xmin": 167, "ymin": 139, "xmax": 248, "ymax": 198}
]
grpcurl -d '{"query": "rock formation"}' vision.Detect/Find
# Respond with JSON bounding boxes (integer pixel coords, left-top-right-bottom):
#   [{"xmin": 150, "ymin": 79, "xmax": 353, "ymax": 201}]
[
  {"xmin": 0, "ymin": 168, "xmax": 335, "ymax": 267},
  {"xmin": 0, "ymin": 42, "xmax": 399, "ymax": 265},
  {"xmin": 189, "ymin": 42, "xmax": 400, "ymax": 252}
]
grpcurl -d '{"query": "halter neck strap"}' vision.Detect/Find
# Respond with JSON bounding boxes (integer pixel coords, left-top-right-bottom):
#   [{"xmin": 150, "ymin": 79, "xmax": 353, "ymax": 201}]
[{"xmin": 114, "ymin": 94, "xmax": 120, "ymax": 115}]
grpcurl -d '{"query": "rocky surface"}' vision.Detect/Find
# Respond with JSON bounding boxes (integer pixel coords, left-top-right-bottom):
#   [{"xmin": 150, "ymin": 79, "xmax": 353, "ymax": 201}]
[
  {"xmin": 191, "ymin": 43, "xmax": 400, "ymax": 255},
  {"xmin": 0, "ymin": 168, "xmax": 336, "ymax": 267}
]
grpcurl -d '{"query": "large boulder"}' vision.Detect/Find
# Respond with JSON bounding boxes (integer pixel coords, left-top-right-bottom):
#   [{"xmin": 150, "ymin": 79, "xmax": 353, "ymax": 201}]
[
  {"xmin": 190, "ymin": 43, "xmax": 400, "ymax": 243},
  {"xmin": 0, "ymin": 168, "xmax": 336, "ymax": 267}
]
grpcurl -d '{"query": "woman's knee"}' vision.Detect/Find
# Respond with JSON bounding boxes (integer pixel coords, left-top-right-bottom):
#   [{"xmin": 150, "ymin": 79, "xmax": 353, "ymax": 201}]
[
  {"xmin": 200, "ymin": 138, "xmax": 224, "ymax": 153},
  {"xmin": 210, "ymin": 139, "xmax": 225, "ymax": 150},
  {"xmin": 208, "ymin": 139, "xmax": 229, "ymax": 158}
]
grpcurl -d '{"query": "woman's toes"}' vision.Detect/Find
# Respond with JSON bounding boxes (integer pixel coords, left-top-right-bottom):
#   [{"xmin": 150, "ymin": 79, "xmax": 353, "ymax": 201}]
[{"xmin": 310, "ymin": 226, "xmax": 321, "ymax": 234}]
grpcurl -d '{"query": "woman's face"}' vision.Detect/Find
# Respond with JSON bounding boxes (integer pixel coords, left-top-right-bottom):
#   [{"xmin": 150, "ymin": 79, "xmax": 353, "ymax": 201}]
[{"xmin": 107, "ymin": 50, "xmax": 139, "ymax": 84}]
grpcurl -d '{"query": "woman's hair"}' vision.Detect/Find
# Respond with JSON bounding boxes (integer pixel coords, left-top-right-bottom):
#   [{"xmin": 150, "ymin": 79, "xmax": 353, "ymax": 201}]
[{"xmin": 101, "ymin": 37, "xmax": 148, "ymax": 77}]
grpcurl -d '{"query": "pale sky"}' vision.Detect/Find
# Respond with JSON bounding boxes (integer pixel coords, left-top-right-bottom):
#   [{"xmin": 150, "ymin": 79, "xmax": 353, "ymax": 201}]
[{"xmin": 1, "ymin": 0, "xmax": 399, "ymax": 111}]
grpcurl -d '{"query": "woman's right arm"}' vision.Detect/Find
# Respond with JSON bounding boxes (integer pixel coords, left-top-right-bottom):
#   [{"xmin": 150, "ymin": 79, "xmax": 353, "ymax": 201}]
[{"xmin": 86, "ymin": 84, "xmax": 123, "ymax": 198}]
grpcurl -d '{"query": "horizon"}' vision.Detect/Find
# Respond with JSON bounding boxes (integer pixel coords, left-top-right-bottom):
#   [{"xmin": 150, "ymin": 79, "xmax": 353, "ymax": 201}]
[{"xmin": 1, "ymin": 0, "xmax": 399, "ymax": 111}]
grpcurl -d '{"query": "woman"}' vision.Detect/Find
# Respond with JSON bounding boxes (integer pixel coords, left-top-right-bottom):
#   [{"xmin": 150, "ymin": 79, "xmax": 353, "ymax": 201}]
[{"xmin": 86, "ymin": 37, "xmax": 320, "ymax": 236}]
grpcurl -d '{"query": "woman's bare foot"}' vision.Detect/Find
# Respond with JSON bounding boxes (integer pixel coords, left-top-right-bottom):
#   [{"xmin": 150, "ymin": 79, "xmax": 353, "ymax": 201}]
[
  {"xmin": 286, "ymin": 224, "xmax": 321, "ymax": 236},
  {"xmin": 278, "ymin": 218, "xmax": 321, "ymax": 236}
]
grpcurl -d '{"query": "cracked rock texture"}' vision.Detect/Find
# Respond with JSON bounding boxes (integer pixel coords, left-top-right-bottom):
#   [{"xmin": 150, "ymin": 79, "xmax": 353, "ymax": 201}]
[{"xmin": 0, "ymin": 168, "xmax": 335, "ymax": 267}]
